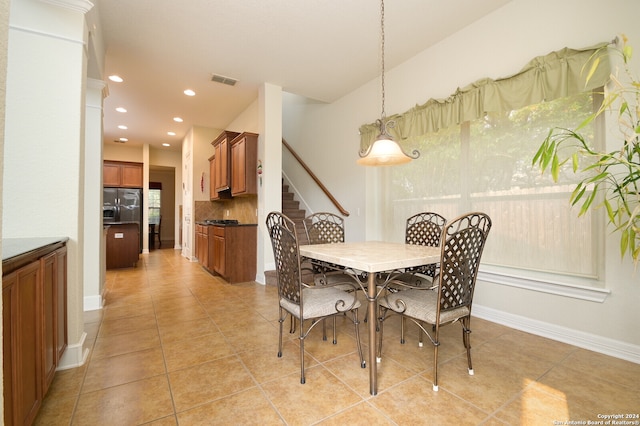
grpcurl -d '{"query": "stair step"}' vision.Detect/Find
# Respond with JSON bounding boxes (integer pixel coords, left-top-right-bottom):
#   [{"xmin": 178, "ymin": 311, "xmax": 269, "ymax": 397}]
[{"xmin": 282, "ymin": 200, "xmax": 299, "ymax": 209}]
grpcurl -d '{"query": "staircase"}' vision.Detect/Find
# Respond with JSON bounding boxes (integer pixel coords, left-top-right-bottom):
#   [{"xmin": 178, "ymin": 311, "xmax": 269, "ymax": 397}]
[
  {"xmin": 282, "ymin": 181, "xmax": 308, "ymax": 245},
  {"xmin": 265, "ymin": 180, "xmax": 308, "ymax": 286}
]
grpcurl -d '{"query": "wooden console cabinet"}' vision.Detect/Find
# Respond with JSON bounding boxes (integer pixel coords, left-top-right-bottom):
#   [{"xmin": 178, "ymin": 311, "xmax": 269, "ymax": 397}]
[{"xmin": 3, "ymin": 239, "xmax": 67, "ymax": 426}]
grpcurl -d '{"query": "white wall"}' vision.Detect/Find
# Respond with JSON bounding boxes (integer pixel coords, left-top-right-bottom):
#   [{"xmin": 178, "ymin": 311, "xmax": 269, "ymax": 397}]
[
  {"xmin": 282, "ymin": 0, "xmax": 640, "ymax": 360},
  {"xmin": 3, "ymin": 0, "xmax": 94, "ymax": 369}
]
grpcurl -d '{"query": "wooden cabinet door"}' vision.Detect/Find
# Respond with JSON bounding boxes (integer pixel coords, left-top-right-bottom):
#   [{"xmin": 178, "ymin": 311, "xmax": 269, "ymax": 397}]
[
  {"xmin": 231, "ymin": 138, "xmax": 247, "ymax": 195},
  {"xmin": 212, "ymin": 227, "xmax": 226, "ymax": 276},
  {"xmin": 121, "ymin": 163, "xmax": 143, "ymax": 187},
  {"xmin": 201, "ymin": 226, "xmax": 210, "ymax": 269},
  {"xmin": 209, "ymin": 156, "xmax": 217, "ymax": 200},
  {"xmin": 103, "ymin": 162, "xmax": 121, "ymax": 186},
  {"xmin": 3, "ymin": 274, "xmax": 16, "ymax": 426},
  {"xmin": 215, "ymin": 139, "xmax": 229, "ymax": 191},
  {"xmin": 55, "ymin": 246, "xmax": 68, "ymax": 361},
  {"xmin": 231, "ymin": 132, "xmax": 258, "ymax": 196},
  {"xmin": 12, "ymin": 261, "xmax": 43, "ymax": 426},
  {"xmin": 41, "ymin": 252, "xmax": 57, "ymax": 394}
]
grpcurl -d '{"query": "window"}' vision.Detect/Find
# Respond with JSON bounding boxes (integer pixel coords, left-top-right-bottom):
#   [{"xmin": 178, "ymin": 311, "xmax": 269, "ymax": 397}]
[
  {"xmin": 382, "ymin": 91, "xmax": 603, "ymax": 279},
  {"xmin": 149, "ymin": 188, "xmax": 161, "ymax": 225}
]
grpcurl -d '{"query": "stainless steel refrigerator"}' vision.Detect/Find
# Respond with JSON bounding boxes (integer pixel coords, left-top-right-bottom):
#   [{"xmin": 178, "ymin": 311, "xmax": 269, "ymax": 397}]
[{"xmin": 103, "ymin": 187, "xmax": 142, "ymax": 252}]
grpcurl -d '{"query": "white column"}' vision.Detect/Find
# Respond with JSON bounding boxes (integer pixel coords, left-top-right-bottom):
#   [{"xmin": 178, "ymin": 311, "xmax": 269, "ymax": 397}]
[
  {"xmin": 83, "ymin": 78, "xmax": 106, "ymax": 311},
  {"xmin": 257, "ymin": 83, "xmax": 282, "ymax": 283}
]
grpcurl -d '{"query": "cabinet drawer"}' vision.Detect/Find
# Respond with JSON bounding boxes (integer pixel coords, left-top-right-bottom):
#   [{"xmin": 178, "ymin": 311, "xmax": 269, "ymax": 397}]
[{"xmin": 213, "ymin": 226, "xmax": 225, "ymax": 237}]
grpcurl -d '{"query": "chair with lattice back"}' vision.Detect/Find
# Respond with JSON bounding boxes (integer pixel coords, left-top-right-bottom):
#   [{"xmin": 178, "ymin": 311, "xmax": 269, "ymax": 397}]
[
  {"xmin": 378, "ymin": 212, "xmax": 492, "ymax": 391},
  {"xmin": 302, "ymin": 212, "xmax": 348, "ymax": 281},
  {"xmin": 386, "ymin": 212, "xmax": 446, "ymax": 345},
  {"xmin": 404, "ymin": 212, "xmax": 446, "ymax": 279},
  {"xmin": 266, "ymin": 211, "xmax": 365, "ymax": 384}
]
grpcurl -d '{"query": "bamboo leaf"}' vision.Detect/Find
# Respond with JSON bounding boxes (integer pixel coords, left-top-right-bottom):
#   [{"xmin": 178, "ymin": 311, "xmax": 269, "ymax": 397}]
[
  {"xmin": 620, "ymin": 101, "xmax": 629, "ymax": 115},
  {"xmin": 621, "ymin": 228, "xmax": 629, "ymax": 257},
  {"xmin": 604, "ymin": 198, "xmax": 615, "ymax": 223},
  {"xmin": 579, "ymin": 189, "xmax": 597, "ymax": 216},
  {"xmin": 572, "ymin": 152, "xmax": 579, "ymax": 172},
  {"xmin": 551, "ymin": 154, "xmax": 560, "ymax": 182},
  {"xmin": 584, "ymin": 56, "xmax": 600, "ymax": 84},
  {"xmin": 570, "ymin": 183, "xmax": 586, "ymax": 205}
]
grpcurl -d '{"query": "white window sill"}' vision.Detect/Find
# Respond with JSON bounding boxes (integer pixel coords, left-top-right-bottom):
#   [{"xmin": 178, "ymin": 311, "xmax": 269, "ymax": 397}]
[{"xmin": 478, "ymin": 266, "xmax": 610, "ymax": 303}]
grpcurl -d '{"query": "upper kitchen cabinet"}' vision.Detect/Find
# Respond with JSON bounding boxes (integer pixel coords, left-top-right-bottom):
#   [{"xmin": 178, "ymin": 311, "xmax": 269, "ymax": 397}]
[
  {"xmin": 103, "ymin": 161, "xmax": 143, "ymax": 188},
  {"xmin": 211, "ymin": 131, "xmax": 240, "ymax": 197},
  {"xmin": 230, "ymin": 132, "xmax": 259, "ymax": 196}
]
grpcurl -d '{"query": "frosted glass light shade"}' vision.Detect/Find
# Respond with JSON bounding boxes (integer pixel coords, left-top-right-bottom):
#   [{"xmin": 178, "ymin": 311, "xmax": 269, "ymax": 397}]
[{"xmin": 357, "ymin": 137, "xmax": 412, "ymax": 166}]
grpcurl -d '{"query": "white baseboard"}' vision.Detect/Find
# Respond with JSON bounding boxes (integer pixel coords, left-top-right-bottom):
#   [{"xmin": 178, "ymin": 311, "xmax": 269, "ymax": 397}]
[
  {"xmin": 473, "ymin": 304, "xmax": 640, "ymax": 364},
  {"xmin": 57, "ymin": 332, "xmax": 90, "ymax": 370},
  {"xmin": 84, "ymin": 294, "xmax": 103, "ymax": 311}
]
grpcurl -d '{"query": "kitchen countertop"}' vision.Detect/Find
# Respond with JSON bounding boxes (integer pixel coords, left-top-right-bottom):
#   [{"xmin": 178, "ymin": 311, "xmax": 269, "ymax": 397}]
[{"xmin": 2, "ymin": 237, "xmax": 69, "ymax": 262}]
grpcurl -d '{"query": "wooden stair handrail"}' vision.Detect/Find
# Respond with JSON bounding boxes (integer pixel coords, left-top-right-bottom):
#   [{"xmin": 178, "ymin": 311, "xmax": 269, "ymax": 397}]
[{"xmin": 282, "ymin": 138, "xmax": 350, "ymax": 217}]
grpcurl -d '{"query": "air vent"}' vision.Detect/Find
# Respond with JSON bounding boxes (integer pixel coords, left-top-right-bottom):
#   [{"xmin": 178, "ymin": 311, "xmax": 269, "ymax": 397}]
[{"xmin": 211, "ymin": 74, "xmax": 238, "ymax": 86}]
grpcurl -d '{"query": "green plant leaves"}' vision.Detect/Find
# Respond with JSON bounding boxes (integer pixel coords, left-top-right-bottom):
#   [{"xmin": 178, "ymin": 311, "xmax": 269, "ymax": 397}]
[{"xmin": 532, "ymin": 36, "xmax": 640, "ymax": 267}]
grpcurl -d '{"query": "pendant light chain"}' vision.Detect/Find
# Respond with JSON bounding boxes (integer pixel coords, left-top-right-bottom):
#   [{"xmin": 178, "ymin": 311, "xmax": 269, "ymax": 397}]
[{"xmin": 380, "ymin": 0, "xmax": 386, "ymax": 121}]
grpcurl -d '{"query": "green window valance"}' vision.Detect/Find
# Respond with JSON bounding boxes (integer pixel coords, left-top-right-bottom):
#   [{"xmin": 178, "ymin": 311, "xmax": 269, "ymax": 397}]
[{"xmin": 359, "ymin": 42, "xmax": 612, "ymax": 148}]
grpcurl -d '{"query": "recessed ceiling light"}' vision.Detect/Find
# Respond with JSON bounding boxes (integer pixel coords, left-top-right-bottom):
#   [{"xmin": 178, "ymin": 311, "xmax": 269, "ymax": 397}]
[
  {"xmin": 183, "ymin": 89, "xmax": 196, "ymax": 96},
  {"xmin": 119, "ymin": 137, "xmax": 128, "ymax": 142},
  {"xmin": 118, "ymin": 125, "xmax": 128, "ymax": 130},
  {"xmin": 108, "ymin": 75, "xmax": 123, "ymax": 83},
  {"xmin": 167, "ymin": 131, "xmax": 176, "ymax": 136},
  {"xmin": 173, "ymin": 117, "xmax": 183, "ymax": 122},
  {"xmin": 116, "ymin": 107, "xmax": 127, "ymax": 113},
  {"xmin": 162, "ymin": 143, "xmax": 171, "ymax": 147}
]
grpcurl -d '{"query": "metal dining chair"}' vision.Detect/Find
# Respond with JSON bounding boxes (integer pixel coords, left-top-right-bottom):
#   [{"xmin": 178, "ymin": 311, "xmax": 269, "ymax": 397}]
[
  {"xmin": 377, "ymin": 212, "xmax": 492, "ymax": 391},
  {"xmin": 266, "ymin": 211, "xmax": 365, "ymax": 384},
  {"xmin": 392, "ymin": 212, "xmax": 447, "ymax": 345}
]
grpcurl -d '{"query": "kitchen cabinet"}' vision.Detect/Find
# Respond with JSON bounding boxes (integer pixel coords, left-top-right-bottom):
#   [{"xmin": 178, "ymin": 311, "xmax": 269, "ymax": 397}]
[
  {"xmin": 208, "ymin": 154, "xmax": 218, "ymax": 201},
  {"xmin": 103, "ymin": 160, "xmax": 143, "ymax": 188},
  {"xmin": 195, "ymin": 224, "xmax": 211, "ymax": 269},
  {"xmin": 106, "ymin": 223, "xmax": 139, "ymax": 269},
  {"xmin": 211, "ymin": 131, "xmax": 239, "ymax": 198},
  {"xmin": 3, "ymin": 240, "xmax": 68, "ymax": 426},
  {"xmin": 210, "ymin": 225, "xmax": 257, "ymax": 283},
  {"xmin": 230, "ymin": 132, "xmax": 258, "ymax": 196}
]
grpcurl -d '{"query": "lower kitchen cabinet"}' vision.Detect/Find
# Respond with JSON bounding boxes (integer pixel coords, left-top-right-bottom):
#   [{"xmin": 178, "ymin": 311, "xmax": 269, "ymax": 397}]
[
  {"xmin": 2, "ymin": 240, "xmax": 68, "ymax": 426},
  {"xmin": 211, "ymin": 225, "xmax": 257, "ymax": 283},
  {"xmin": 195, "ymin": 224, "xmax": 210, "ymax": 269},
  {"xmin": 106, "ymin": 223, "xmax": 139, "ymax": 269},
  {"xmin": 196, "ymin": 224, "xmax": 257, "ymax": 283}
]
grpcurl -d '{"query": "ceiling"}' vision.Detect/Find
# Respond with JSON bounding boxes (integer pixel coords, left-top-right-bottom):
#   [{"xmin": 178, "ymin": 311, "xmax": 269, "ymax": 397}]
[{"xmin": 94, "ymin": 0, "xmax": 511, "ymax": 152}]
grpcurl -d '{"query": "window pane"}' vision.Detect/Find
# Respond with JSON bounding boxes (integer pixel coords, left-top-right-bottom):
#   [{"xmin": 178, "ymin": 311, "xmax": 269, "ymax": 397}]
[
  {"xmin": 149, "ymin": 189, "xmax": 161, "ymax": 225},
  {"xmin": 385, "ymin": 91, "xmax": 601, "ymax": 277}
]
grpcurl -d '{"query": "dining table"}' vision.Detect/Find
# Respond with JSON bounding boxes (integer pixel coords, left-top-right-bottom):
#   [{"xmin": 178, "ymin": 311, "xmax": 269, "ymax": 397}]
[{"xmin": 299, "ymin": 240, "xmax": 440, "ymax": 395}]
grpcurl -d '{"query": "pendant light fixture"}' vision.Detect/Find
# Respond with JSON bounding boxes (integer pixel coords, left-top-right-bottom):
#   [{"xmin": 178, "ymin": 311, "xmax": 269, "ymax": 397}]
[{"xmin": 358, "ymin": 0, "xmax": 420, "ymax": 166}]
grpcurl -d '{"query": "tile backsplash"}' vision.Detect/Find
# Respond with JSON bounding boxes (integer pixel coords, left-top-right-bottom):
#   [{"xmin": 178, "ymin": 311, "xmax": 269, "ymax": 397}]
[{"xmin": 195, "ymin": 195, "xmax": 258, "ymax": 224}]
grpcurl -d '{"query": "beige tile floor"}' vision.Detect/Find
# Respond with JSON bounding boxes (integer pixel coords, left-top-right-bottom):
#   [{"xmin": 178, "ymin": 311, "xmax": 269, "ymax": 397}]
[{"xmin": 35, "ymin": 248, "xmax": 640, "ymax": 425}]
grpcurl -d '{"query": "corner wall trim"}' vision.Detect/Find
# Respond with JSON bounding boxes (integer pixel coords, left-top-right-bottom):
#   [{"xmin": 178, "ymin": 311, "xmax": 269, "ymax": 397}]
[
  {"xmin": 84, "ymin": 294, "xmax": 103, "ymax": 311},
  {"xmin": 473, "ymin": 304, "xmax": 640, "ymax": 364},
  {"xmin": 57, "ymin": 332, "xmax": 90, "ymax": 370}
]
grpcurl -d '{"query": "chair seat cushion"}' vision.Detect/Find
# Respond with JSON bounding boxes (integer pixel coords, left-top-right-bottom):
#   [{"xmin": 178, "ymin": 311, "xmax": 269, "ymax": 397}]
[
  {"xmin": 281, "ymin": 286, "xmax": 361, "ymax": 319},
  {"xmin": 379, "ymin": 288, "xmax": 469, "ymax": 324}
]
